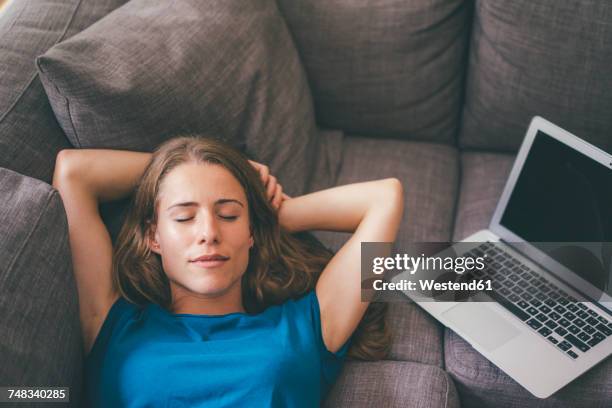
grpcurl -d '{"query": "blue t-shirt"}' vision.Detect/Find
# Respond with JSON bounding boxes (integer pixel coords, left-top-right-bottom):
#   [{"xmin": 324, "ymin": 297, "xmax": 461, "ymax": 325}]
[{"xmin": 84, "ymin": 290, "xmax": 351, "ymax": 407}]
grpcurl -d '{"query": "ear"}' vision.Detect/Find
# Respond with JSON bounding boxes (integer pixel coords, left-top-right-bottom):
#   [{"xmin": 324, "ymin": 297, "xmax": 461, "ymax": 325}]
[
  {"xmin": 147, "ymin": 222, "xmax": 162, "ymax": 255},
  {"xmin": 249, "ymin": 235, "xmax": 254, "ymax": 248}
]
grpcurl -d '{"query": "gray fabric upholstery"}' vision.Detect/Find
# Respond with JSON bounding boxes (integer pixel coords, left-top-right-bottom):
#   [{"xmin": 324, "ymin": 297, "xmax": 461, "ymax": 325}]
[
  {"xmin": 0, "ymin": 0, "xmax": 128, "ymax": 183},
  {"xmin": 323, "ymin": 360, "xmax": 460, "ymax": 408},
  {"xmin": 37, "ymin": 0, "xmax": 339, "ymax": 197},
  {"xmin": 0, "ymin": 167, "xmax": 82, "ymax": 407},
  {"xmin": 445, "ymin": 329, "xmax": 612, "ymax": 408},
  {"xmin": 277, "ymin": 0, "xmax": 471, "ymax": 144},
  {"xmin": 385, "ymin": 290, "xmax": 444, "ymax": 367},
  {"xmin": 314, "ymin": 136, "xmax": 460, "ymax": 252},
  {"xmin": 452, "ymin": 152, "xmax": 515, "ymax": 241},
  {"xmin": 460, "ymin": 0, "xmax": 612, "ymax": 153}
]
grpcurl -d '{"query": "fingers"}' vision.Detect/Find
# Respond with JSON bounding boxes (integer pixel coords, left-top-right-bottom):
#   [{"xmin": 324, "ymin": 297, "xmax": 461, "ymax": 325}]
[
  {"xmin": 266, "ymin": 175, "xmax": 277, "ymax": 200},
  {"xmin": 249, "ymin": 160, "xmax": 270, "ymax": 186},
  {"xmin": 272, "ymin": 184, "xmax": 283, "ymax": 210},
  {"xmin": 248, "ymin": 159, "xmax": 289, "ymax": 210}
]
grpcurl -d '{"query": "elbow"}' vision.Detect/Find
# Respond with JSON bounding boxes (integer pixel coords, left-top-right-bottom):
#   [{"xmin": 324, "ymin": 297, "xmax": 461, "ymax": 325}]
[
  {"xmin": 384, "ymin": 177, "xmax": 404, "ymax": 212},
  {"xmin": 52, "ymin": 149, "xmax": 80, "ymax": 189}
]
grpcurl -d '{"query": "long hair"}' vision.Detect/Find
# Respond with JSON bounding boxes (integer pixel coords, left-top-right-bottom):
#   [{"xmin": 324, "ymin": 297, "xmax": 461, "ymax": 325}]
[{"xmin": 112, "ymin": 136, "xmax": 390, "ymax": 360}]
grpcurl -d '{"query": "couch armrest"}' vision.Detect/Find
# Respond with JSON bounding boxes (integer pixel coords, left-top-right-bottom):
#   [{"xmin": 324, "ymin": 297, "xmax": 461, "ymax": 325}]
[{"xmin": 0, "ymin": 167, "xmax": 82, "ymax": 406}]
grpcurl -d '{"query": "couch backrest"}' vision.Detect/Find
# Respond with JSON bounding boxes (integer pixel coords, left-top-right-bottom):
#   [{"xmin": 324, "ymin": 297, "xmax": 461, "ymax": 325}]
[
  {"xmin": 277, "ymin": 0, "xmax": 472, "ymax": 145},
  {"xmin": 0, "ymin": 0, "xmax": 128, "ymax": 183},
  {"xmin": 459, "ymin": 0, "xmax": 612, "ymax": 154}
]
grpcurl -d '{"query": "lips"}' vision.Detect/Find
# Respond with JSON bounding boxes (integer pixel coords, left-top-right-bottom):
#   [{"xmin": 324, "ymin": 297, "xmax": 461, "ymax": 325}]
[
  {"xmin": 190, "ymin": 254, "xmax": 229, "ymax": 268},
  {"xmin": 191, "ymin": 254, "xmax": 229, "ymax": 262}
]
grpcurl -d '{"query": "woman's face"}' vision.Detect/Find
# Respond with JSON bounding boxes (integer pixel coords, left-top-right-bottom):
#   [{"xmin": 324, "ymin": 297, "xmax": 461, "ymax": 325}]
[{"xmin": 148, "ymin": 162, "xmax": 253, "ymax": 302}]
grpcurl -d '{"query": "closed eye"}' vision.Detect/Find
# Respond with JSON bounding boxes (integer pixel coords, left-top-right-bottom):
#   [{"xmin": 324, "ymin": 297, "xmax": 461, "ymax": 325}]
[
  {"xmin": 219, "ymin": 215, "xmax": 238, "ymax": 220},
  {"xmin": 175, "ymin": 218, "xmax": 193, "ymax": 222}
]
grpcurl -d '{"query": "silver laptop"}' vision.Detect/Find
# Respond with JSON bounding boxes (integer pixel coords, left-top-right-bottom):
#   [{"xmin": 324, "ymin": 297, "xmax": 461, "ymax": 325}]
[{"xmin": 393, "ymin": 116, "xmax": 612, "ymax": 398}]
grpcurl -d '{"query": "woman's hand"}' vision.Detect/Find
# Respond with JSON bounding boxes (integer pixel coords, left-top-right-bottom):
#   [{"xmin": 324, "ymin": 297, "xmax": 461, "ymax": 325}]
[{"xmin": 248, "ymin": 160, "xmax": 290, "ymax": 211}]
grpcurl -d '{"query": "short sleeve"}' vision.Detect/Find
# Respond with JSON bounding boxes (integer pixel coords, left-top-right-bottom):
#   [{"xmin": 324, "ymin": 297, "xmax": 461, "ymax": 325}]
[{"xmin": 288, "ymin": 290, "xmax": 353, "ymax": 395}]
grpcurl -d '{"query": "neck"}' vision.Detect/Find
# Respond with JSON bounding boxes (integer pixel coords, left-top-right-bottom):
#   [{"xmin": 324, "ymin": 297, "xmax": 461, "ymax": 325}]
[{"xmin": 169, "ymin": 281, "xmax": 245, "ymax": 315}]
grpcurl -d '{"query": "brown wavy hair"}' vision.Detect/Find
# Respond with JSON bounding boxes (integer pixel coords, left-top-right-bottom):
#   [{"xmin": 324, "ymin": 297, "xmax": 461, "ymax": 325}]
[{"xmin": 112, "ymin": 136, "xmax": 390, "ymax": 360}]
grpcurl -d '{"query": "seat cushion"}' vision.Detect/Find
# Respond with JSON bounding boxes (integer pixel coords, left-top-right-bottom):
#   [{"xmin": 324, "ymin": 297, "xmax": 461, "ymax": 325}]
[
  {"xmin": 0, "ymin": 167, "xmax": 82, "ymax": 406},
  {"xmin": 459, "ymin": 0, "xmax": 612, "ymax": 153},
  {"xmin": 314, "ymin": 136, "xmax": 460, "ymax": 251},
  {"xmin": 452, "ymin": 152, "xmax": 515, "ymax": 241},
  {"xmin": 277, "ymin": 0, "xmax": 471, "ymax": 144},
  {"xmin": 37, "ymin": 0, "xmax": 338, "ymax": 197},
  {"xmin": 0, "ymin": 0, "xmax": 128, "ymax": 182},
  {"xmin": 323, "ymin": 360, "xmax": 460, "ymax": 408},
  {"xmin": 386, "ymin": 291, "xmax": 444, "ymax": 367},
  {"xmin": 445, "ymin": 329, "xmax": 612, "ymax": 408}
]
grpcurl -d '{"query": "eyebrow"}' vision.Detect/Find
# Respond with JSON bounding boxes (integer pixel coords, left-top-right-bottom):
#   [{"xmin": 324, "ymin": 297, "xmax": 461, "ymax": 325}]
[{"xmin": 166, "ymin": 199, "xmax": 244, "ymax": 211}]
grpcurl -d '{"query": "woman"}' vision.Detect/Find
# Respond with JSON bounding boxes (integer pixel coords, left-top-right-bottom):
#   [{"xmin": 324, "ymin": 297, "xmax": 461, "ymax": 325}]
[{"xmin": 53, "ymin": 136, "xmax": 403, "ymax": 407}]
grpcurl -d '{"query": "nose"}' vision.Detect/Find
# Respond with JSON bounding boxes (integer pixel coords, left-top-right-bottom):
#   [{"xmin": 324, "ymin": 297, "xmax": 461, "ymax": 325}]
[{"xmin": 197, "ymin": 212, "xmax": 220, "ymax": 244}]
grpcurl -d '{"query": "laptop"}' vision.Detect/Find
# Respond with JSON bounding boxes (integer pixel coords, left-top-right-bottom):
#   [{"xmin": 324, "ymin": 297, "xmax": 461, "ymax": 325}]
[{"xmin": 392, "ymin": 116, "xmax": 612, "ymax": 398}]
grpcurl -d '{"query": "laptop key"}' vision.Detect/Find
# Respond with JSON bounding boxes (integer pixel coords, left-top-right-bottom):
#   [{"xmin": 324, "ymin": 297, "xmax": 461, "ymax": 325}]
[
  {"xmin": 597, "ymin": 316, "xmax": 609, "ymax": 325},
  {"xmin": 583, "ymin": 326, "xmax": 596, "ymax": 335},
  {"xmin": 563, "ymin": 312, "xmax": 576, "ymax": 321},
  {"xmin": 530, "ymin": 299, "xmax": 542, "ymax": 307},
  {"xmin": 567, "ymin": 350, "xmax": 579, "ymax": 359},
  {"xmin": 536, "ymin": 292, "xmax": 548, "ymax": 301},
  {"xmin": 554, "ymin": 305, "xmax": 566, "ymax": 314},
  {"xmin": 565, "ymin": 334, "xmax": 590, "ymax": 352},
  {"xmin": 558, "ymin": 318, "xmax": 571, "ymax": 327},
  {"xmin": 587, "ymin": 309, "xmax": 598, "ymax": 317},
  {"xmin": 538, "ymin": 327, "xmax": 552, "ymax": 337},
  {"xmin": 586, "ymin": 317, "xmax": 599, "ymax": 326},
  {"xmin": 587, "ymin": 332, "xmax": 605, "ymax": 347},
  {"xmin": 549, "ymin": 312, "xmax": 561, "ymax": 321},
  {"xmin": 555, "ymin": 327, "xmax": 568, "ymax": 336},
  {"xmin": 557, "ymin": 341, "xmax": 572, "ymax": 351},
  {"xmin": 527, "ymin": 319, "xmax": 543, "ymax": 330},
  {"xmin": 577, "ymin": 332, "xmax": 590, "ymax": 342},
  {"xmin": 568, "ymin": 325, "xmax": 580, "ymax": 335},
  {"xmin": 522, "ymin": 293, "xmax": 533, "ymax": 301},
  {"xmin": 567, "ymin": 304, "xmax": 579, "ymax": 313},
  {"xmin": 547, "ymin": 336, "xmax": 558, "ymax": 345},
  {"xmin": 577, "ymin": 303, "xmax": 587, "ymax": 310},
  {"xmin": 517, "ymin": 300, "xmax": 529, "ymax": 309},
  {"xmin": 596, "ymin": 323, "xmax": 612, "ymax": 336},
  {"xmin": 574, "ymin": 319, "xmax": 586, "ymax": 328},
  {"xmin": 526, "ymin": 307, "xmax": 539, "ymax": 315},
  {"xmin": 544, "ymin": 299, "xmax": 556, "ymax": 308},
  {"xmin": 576, "ymin": 311, "xmax": 589, "ymax": 320},
  {"xmin": 540, "ymin": 305, "xmax": 551, "ymax": 314},
  {"xmin": 489, "ymin": 291, "xmax": 530, "ymax": 321},
  {"xmin": 535, "ymin": 313, "xmax": 548, "ymax": 323},
  {"xmin": 545, "ymin": 320, "xmax": 558, "ymax": 330}
]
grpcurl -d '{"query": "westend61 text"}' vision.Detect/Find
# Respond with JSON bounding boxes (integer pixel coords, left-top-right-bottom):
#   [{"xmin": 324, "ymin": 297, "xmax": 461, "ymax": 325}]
[{"xmin": 373, "ymin": 279, "xmax": 493, "ymax": 292}]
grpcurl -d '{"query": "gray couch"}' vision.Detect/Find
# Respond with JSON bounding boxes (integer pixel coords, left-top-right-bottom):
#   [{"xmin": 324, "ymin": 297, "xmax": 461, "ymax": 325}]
[{"xmin": 1, "ymin": 0, "xmax": 611, "ymax": 407}]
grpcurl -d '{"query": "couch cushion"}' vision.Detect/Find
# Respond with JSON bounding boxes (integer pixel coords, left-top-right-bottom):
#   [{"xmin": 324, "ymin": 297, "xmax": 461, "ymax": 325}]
[
  {"xmin": 323, "ymin": 360, "xmax": 460, "ymax": 408},
  {"xmin": 0, "ymin": 167, "xmax": 82, "ymax": 406},
  {"xmin": 445, "ymin": 329, "xmax": 612, "ymax": 407},
  {"xmin": 386, "ymin": 290, "xmax": 444, "ymax": 367},
  {"xmin": 0, "ymin": 0, "xmax": 128, "ymax": 183},
  {"xmin": 314, "ymin": 136, "xmax": 460, "ymax": 251},
  {"xmin": 37, "ymin": 0, "xmax": 338, "ymax": 197},
  {"xmin": 452, "ymin": 152, "xmax": 515, "ymax": 241},
  {"xmin": 277, "ymin": 0, "xmax": 471, "ymax": 144},
  {"xmin": 460, "ymin": 0, "xmax": 612, "ymax": 153}
]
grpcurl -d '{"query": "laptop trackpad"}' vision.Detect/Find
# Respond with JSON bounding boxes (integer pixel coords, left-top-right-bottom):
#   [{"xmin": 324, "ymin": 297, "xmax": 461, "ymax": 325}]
[{"xmin": 442, "ymin": 303, "xmax": 521, "ymax": 352}]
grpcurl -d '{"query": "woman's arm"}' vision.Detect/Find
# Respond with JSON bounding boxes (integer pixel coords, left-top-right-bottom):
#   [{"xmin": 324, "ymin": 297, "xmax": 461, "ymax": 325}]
[
  {"xmin": 278, "ymin": 179, "xmax": 404, "ymax": 353},
  {"xmin": 55, "ymin": 149, "xmax": 152, "ymax": 202},
  {"xmin": 53, "ymin": 149, "xmax": 152, "ymax": 354}
]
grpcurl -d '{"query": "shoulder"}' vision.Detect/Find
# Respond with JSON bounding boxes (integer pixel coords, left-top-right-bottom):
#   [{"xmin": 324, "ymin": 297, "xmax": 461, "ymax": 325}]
[
  {"xmin": 281, "ymin": 290, "xmax": 352, "ymax": 358},
  {"xmin": 85, "ymin": 296, "xmax": 143, "ymax": 357}
]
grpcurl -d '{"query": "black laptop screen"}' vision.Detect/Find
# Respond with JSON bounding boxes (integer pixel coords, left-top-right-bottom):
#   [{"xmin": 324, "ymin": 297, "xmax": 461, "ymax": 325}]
[{"xmin": 500, "ymin": 130, "xmax": 612, "ymax": 295}]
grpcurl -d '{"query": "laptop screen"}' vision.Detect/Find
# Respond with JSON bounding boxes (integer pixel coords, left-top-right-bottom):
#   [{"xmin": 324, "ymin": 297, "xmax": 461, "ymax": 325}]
[{"xmin": 500, "ymin": 130, "xmax": 612, "ymax": 296}]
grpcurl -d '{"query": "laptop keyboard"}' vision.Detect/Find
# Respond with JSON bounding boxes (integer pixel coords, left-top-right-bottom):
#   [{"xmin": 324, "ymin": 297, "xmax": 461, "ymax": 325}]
[{"xmin": 462, "ymin": 242, "xmax": 612, "ymax": 360}]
